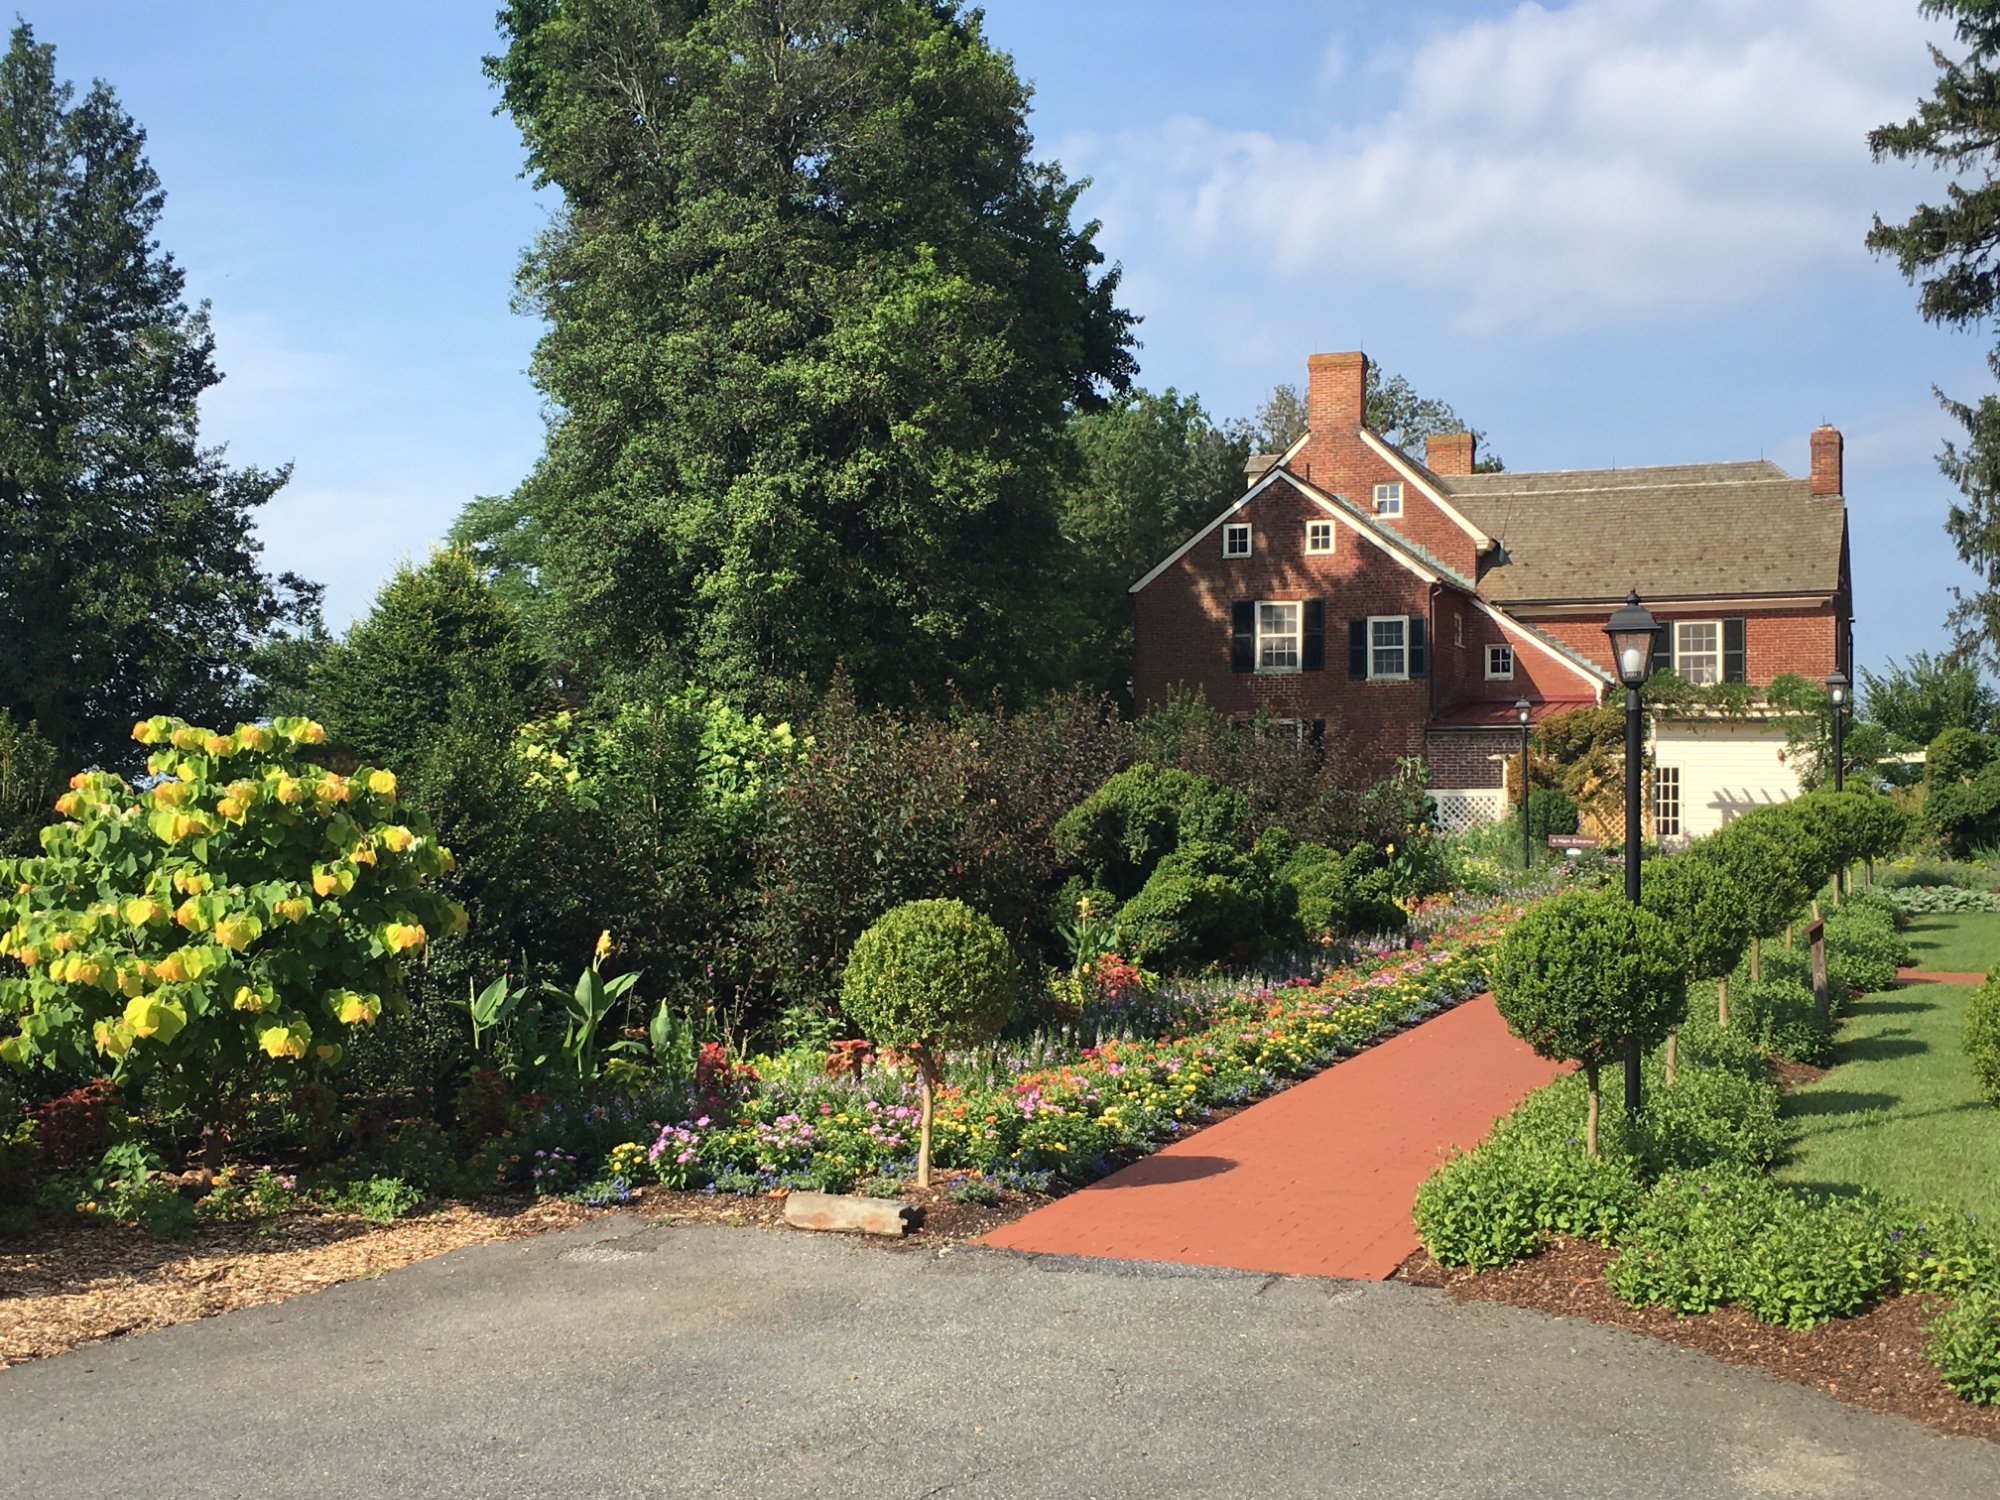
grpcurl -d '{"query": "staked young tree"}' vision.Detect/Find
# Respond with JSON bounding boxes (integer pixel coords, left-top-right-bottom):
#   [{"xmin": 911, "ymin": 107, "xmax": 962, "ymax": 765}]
[
  {"xmin": 0, "ymin": 24, "xmax": 318, "ymax": 769},
  {"xmin": 483, "ymin": 0, "xmax": 1136, "ymax": 708},
  {"xmin": 1869, "ymin": 3, "xmax": 2000, "ymax": 662}
]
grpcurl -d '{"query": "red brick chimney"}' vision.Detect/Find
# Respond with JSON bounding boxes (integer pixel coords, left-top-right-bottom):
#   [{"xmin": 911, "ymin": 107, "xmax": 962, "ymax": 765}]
[
  {"xmin": 1810, "ymin": 424, "xmax": 1843, "ymax": 497},
  {"xmin": 1426, "ymin": 431, "xmax": 1476, "ymax": 475},
  {"xmin": 1306, "ymin": 351, "xmax": 1367, "ymax": 440}
]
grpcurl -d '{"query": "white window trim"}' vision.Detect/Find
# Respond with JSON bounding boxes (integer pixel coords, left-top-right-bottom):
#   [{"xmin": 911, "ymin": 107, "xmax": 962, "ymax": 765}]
[
  {"xmin": 1653, "ymin": 765, "xmax": 1682, "ymax": 838},
  {"xmin": 1256, "ymin": 601, "xmax": 1302, "ymax": 675},
  {"xmin": 1368, "ymin": 614, "xmax": 1409, "ymax": 681},
  {"xmin": 1372, "ymin": 481, "xmax": 1404, "ymax": 517},
  {"xmin": 1304, "ymin": 519, "xmax": 1334, "ymax": 554},
  {"xmin": 1675, "ymin": 619, "xmax": 1723, "ymax": 686},
  {"xmin": 1485, "ymin": 644, "xmax": 1515, "ymax": 681},
  {"xmin": 1222, "ymin": 522, "xmax": 1252, "ymax": 558}
]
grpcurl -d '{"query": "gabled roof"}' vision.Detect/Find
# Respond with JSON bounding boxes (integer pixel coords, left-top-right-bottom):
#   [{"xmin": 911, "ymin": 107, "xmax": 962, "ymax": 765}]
[
  {"xmin": 1127, "ymin": 465, "xmax": 1478, "ymax": 595},
  {"xmin": 1358, "ymin": 429, "xmax": 1494, "ymax": 552},
  {"xmin": 1438, "ymin": 461, "xmax": 1844, "ymax": 603}
]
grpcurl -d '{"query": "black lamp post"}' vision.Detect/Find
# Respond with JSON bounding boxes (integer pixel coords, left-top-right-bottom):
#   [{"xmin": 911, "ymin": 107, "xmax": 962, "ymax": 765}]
[
  {"xmin": 1823, "ymin": 669, "xmax": 1849, "ymax": 793},
  {"xmin": 1604, "ymin": 590, "xmax": 1660, "ymax": 1120},
  {"xmin": 1515, "ymin": 697, "xmax": 1533, "ymax": 871}
]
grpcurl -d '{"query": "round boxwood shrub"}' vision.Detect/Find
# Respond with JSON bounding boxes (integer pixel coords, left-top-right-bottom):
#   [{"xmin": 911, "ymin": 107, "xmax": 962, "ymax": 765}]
[
  {"xmin": 1691, "ymin": 812, "xmax": 1812, "ymax": 981},
  {"xmin": 1967, "ymin": 970, "xmax": 2000, "ymax": 1109},
  {"xmin": 840, "ymin": 898, "xmax": 1019, "ymax": 1186},
  {"xmin": 1051, "ymin": 763, "xmax": 1247, "ymax": 900},
  {"xmin": 1641, "ymin": 854, "xmax": 1751, "ymax": 1037},
  {"xmin": 1493, "ymin": 889, "xmax": 1686, "ymax": 1154}
]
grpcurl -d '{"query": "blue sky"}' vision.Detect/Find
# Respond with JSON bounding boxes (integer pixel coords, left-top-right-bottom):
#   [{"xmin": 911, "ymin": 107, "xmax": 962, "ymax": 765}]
[{"xmin": 33, "ymin": 1, "xmax": 1980, "ymax": 679}]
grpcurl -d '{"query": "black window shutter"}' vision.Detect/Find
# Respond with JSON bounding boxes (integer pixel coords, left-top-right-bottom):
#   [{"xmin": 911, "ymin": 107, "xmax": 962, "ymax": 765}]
[
  {"xmin": 1658, "ymin": 619, "xmax": 1675, "ymax": 676},
  {"xmin": 1231, "ymin": 601, "xmax": 1255, "ymax": 673},
  {"xmin": 1302, "ymin": 600, "xmax": 1326, "ymax": 671},
  {"xmin": 1409, "ymin": 616, "xmax": 1427, "ymax": 677},
  {"xmin": 1348, "ymin": 619, "xmax": 1367, "ymax": 679},
  {"xmin": 1723, "ymin": 618, "xmax": 1747, "ymax": 682}
]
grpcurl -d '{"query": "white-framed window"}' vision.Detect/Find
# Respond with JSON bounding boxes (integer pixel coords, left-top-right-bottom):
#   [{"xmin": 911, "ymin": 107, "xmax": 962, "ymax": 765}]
[
  {"xmin": 1257, "ymin": 602, "xmax": 1301, "ymax": 672},
  {"xmin": 1373, "ymin": 481, "xmax": 1403, "ymax": 516},
  {"xmin": 1675, "ymin": 620, "xmax": 1722, "ymax": 685},
  {"xmin": 1653, "ymin": 765, "xmax": 1682, "ymax": 838},
  {"xmin": 1222, "ymin": 522, "xmax": 1251, "ymax": 558},
  {"xmin": 1368, "ymin": 615, "xmax": 1408, "ymax": 679},
  {"xmin": 1486, "ymin": 644, "xmax": 1514, "ymax": 680},
  {"xmin": 1305, "ymin": 519, "xmax": 1334, "ymax": 554}
]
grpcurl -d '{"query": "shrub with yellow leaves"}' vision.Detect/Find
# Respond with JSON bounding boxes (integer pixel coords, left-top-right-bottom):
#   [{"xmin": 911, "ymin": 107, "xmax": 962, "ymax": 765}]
[{"xmin": 0, "ymin": 715, "xmax": 463, "ymax": 1154}]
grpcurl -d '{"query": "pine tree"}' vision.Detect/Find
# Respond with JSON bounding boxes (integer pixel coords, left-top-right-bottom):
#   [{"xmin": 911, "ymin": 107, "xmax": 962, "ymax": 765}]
[
  {"xmin": 1869, "ymin": 3, "xmax": 2000, "ymax": 660},
  {"xmin": 483, "ymin": 0, "xmax": 1135, "ymax": 706},
  {"xmin": 0, "ymin": 24, "xmax": 318, "ymax": 768}
]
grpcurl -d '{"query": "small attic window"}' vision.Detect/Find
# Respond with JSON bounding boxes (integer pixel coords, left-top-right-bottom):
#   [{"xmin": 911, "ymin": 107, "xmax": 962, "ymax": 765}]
[
  {"xmin": 1305, "ymin": 519, "xmax": 1334, "ymax": 554},
  {"xmin": 1222, "ymin": 523, "xmax": 1251, "ymax": 558},
  {"xmin": 1373, "ymin": 482, "xmax": 1403, "ymax": 516}
]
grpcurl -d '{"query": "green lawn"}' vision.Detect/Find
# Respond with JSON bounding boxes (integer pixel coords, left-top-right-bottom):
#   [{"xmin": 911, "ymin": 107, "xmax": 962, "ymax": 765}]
[
  {"xmin": 1775, "ymin": 913, "xmax": 2000, "ymax": 1223},
  {"xmin": 1900, "ymin": 911, "xmax": 2000, "ymax": 974}
]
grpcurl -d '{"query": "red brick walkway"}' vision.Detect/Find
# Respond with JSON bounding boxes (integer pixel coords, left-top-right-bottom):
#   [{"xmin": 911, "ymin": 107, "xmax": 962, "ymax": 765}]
[
  {"xmin": 1899, "ymin": 969, "xmax": 1987, "ymax": 986},
  {"xmin": 979, "ymin": 993, "xmax": 1563, "ymax": 1280}
]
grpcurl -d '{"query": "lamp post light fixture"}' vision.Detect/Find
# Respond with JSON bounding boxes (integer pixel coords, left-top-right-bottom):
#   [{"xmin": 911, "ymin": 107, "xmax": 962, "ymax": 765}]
[
  {"xmin": 1603, "ymin": 589, "xmax": 1660, "ymax": 1121},
  {"xmin": 1515, "ymin": 697, "xmax": 1533, "ymax": 871},
  {"xmin": 1824, "ymin": 669, "xmax": 1849, "ymax": 794}
]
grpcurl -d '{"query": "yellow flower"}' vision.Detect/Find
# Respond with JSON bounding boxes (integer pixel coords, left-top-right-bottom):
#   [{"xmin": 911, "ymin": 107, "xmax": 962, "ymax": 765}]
[
  {"xmin": 152, "ymin": 781, "xmax": 189, "ymax": 808},
  {"xmin": 295, "ymin": 721, "xmax": 328, "ymax": 745},
  {"xmin": 204, "ymin": 734, "xmax": 234, "ymax": 756},
  {"xmin": 53, "ymin": 791, "xmax": 80, "ymax": 816},
  {"xmin": 153, "ymin": 951, "xmax": 187, "ymax": 983},
  {"xmin": 367, "ymin": 769, "xmax": 397, "ymax": 797},
  {"xmin": 594, "ymin": 929, "xmax": 613, "ymax": 961},
  {"xmin": 274, "ymin": 777, "xmax": 305, "ymax": 806},
  {"xmin": 379, "ymin": 825, "xmax": 416, "ymax": 853}
]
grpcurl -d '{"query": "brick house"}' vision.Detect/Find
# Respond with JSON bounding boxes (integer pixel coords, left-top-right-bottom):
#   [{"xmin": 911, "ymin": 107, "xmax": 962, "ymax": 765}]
[{"xmin": 1129, "ymin": 351, "xmax": 1853, "ymax": 839}]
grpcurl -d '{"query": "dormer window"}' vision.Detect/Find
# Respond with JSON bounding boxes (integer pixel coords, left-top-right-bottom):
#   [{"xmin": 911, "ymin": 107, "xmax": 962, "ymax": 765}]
[
  {"xmin": 1373, "ymin": 482, "xmax": 1403, "ymax": 516},
  {"xmin": 1222, "ymin": 522, "xmax": 1252, "ymax": 558},
  {"xmin": 1305, "ymin": 519, "xmax": 1334, "ymax": 554}
]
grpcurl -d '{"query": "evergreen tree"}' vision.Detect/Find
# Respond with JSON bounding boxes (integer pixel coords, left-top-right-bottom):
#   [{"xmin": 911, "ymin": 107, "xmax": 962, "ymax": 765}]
[
  {"xmin": 0, "ymin": 24, "xmax": 318, "ymax": 767},
  {"xmin": 485, "ymin": 0, "xmax": 1135, "ymax": 706},
  {"xmin": 1870, "ymin": 3, "xmax": 2000, "ymax": 661},
  {"xmin": 315, "ymin": 552, "xmax": 543, "ymax": 771}
]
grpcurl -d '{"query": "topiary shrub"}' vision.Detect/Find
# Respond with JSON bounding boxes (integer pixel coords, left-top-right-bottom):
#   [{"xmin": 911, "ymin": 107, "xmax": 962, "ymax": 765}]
[
  {"xmin": 1734, "ymin": 977, "xmax": 1833, "ymax": 1067},
  {"xmin": 1523, "ymin": 785, "xmax": 1580, "ymax": 841},
  {"xmin": 1691, "ymin": 810, "xmax": 1812, "ymax": 983},
  {"xmin": 1967, "ymin": 970, "xmax": 2000, "ymax": 1109},
  {"xmin": 1640, "ymin": 853, "xmax": 1751, "ymax": 1060},
  {"xmin": 1114, "ymin": 840, "xmax": 1264, "ymax": 969},
  {"xmin": 1821, "ymin": 902, "xmax": 1910, "ymax": 994},
  {"xmin": 1275, "ymin": 841, "xmax": 1407, "ymax": 947},
  {"xmin": 1051, "ymin": 763, "xmax": 1247, "ymax": 900},
  {"xmin": 1492, "ymin": 889, "xmax": 1686, "ymax": 1154},
  {"xmin": 0, "ymin": 716, "xmax": 462, "ymax": 1164},
  {"xmin": 839, "ymin": 898, "xmax": 1020, "ymax": 1187}
]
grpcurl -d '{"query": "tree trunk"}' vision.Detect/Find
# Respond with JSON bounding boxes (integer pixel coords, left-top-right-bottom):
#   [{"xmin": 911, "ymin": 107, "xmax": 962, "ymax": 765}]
[
  {"xmin": 1751, "ymin": 936, "xmax": 1762, "ymax": 983},
  {"xmin": 1584, "ymin": 1063, "xmax": 1600, "ymax": 1157},
  {"xmin": 915, "ymin": 1052, "xmax": 936, "ymax": 1189},
  {"xmin": 1865, "ymin": 857, "xmax": 1875, "ymax": 888},
  {"xmin": 1786, "ymin": 923, "xmax": 1794, "ymax": 951},
  {"xmin": 1718, "ymin": 974, "xmax": 1731, "ymax": 1029},
  {"xmin": 1664, "ymin": 1028, "xmax": 1678, "ymax": 1088}
]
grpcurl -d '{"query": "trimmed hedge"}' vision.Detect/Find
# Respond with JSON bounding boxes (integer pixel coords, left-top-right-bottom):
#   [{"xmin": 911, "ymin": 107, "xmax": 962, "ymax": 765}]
[{"xmin": 1968, "ymin": 970, "xmax": 2000, "ymax": 1109}]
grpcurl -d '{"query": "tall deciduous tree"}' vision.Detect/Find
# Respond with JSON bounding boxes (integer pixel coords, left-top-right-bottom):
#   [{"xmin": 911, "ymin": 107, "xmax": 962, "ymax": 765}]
[
  {"xmin": 484, "ymin": 0, "xmax": 1135, "ymax": 706},
  {"xmin": 1869, "ymin": 3, "xmax": 2000, "ymax": 661},
  {"xmin": 1058, "ymin": 389, "xmax": 1250, "ymax": 695},
  {"xmin": 0, "ymin": 25, "xmax": 318, "ymax": 768}
]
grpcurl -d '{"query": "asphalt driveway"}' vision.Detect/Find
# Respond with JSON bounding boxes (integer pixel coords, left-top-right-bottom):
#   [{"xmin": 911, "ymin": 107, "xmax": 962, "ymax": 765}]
[{"xmin": 5, "ymin": 1218, "xmax": 1996, "ymax": 1499}]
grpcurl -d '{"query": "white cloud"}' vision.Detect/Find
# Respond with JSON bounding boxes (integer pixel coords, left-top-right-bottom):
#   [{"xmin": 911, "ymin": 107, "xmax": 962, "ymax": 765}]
[{"xmin": 1060, "ymin": 0, "xmax": 1949, "ymax": 332}]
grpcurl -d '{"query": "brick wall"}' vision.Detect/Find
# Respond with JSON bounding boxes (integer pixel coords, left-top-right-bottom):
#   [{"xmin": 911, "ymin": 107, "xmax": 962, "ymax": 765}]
[
  {"xmin": 1426, "ymin": 729, "xmax": 1518, "ymax": 790},
  {"xmin": 1295, "ymin": 352, "xmax": 1484, "ymax": 579},
  {"xmin": 1131, "ymin": 477, "xmax": 1436, "ymax": 785},
  {"xmin": 1433, "ymin": 601, "xmax": 1599, "ymax": 712},
  {"xmin": 1518, "ymin": 606, "xmax": 1840, "ymax": 684}
]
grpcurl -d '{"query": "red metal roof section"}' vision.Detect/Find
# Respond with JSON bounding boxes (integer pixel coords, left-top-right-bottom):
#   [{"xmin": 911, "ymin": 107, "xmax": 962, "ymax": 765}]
[{"xmin": 1429, "ymin": 697, "xmax": 1594, "ymax": 728}]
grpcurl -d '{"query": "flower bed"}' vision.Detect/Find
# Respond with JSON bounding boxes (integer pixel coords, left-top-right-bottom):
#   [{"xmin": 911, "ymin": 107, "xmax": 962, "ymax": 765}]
[{"xmin": 498, "ymin": 903, "xmax": 1518, "ymax": 1201}]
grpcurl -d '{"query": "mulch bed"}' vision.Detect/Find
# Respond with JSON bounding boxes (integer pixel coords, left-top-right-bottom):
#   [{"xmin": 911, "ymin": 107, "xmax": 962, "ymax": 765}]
[
  {"xmin": 1396, "ymin": 1239, "xmax": 2000, "ymax": 1443},
  {"xmin": 0, "ymin": 1178, "xmax": 1050, "ymax": 1369}
]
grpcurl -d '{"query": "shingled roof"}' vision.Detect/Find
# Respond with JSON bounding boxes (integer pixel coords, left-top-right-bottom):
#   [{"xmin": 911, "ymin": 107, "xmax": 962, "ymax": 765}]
[{"xmin": 1436, "ymin": 461, "xmax": 1846, "ymax": 604}]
